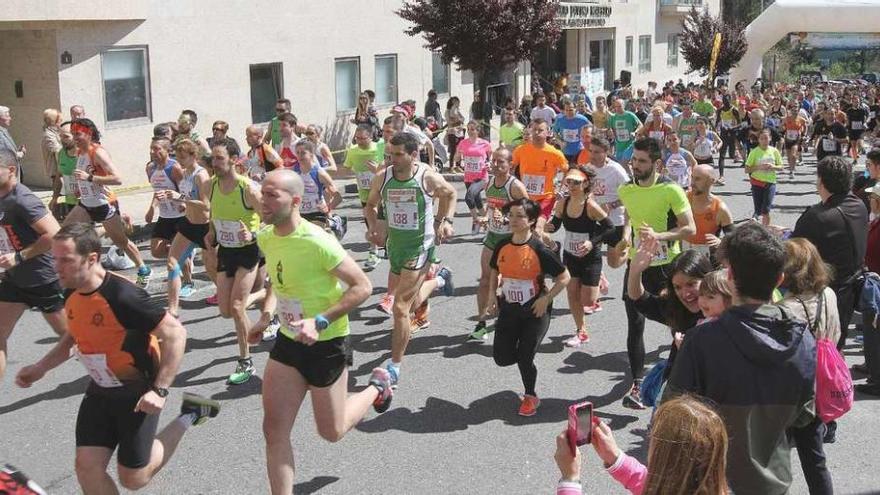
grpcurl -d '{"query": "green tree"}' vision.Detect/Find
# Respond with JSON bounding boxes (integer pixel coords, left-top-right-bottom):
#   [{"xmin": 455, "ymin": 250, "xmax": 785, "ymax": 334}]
[
  {"xmin": 679, "ymin": 6, "xmax": 748, "ymax": 80},
  {"xmin": 397, "ymin": 0, "xmax": 562, "ymax": 101}
]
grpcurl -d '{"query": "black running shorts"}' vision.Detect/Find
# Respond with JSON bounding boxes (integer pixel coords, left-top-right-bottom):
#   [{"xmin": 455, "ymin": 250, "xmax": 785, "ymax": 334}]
[
  {"xmin": 269, "ymin": 332, "xmax": 348, "ymax": 387},
  {"xmin": 216, "ymin": 243, "xmax": 260, "ymax": 278},
  {"xmin": 75, "ymin": 392, "xmax": 159, "ymax": 469},
  {"xmin": 0, "ymin": 279, "xmax": 64, "ymax": 313},
  {"xmin": 151, "ymin": 216, "xmax": 184, "ymax": 242}
]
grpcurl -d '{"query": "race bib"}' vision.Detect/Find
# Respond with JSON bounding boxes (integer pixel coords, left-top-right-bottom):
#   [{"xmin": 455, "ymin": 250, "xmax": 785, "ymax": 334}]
[
  {"xmin": 564, "ymin": 231, "xmax": 591, "ymax": 257},
  {"xmin": 356, "ymin": 171, "xmax": 374, "ymax": 190},
  {"xmin": 157, "ymin": 197, "xmax": 182, "ymax": 218},
  {"xmin": 721, "ymin": 119, "xmax": 734, "ymax": 129},
  {"xmin": 214, "ymin": 219, "xmax": 248, "ymax": 248},
  {"xmin": 75, "ymin": 348, "xmax": 123, "ymax": 388},
  {"xmin": 615, "ymin": 127, "xmax": 631, "ymax": 142},
  {"xmin": 277, "ymin": 297, "xmax": 305, "ymax": 333},
  {"xmin": 649, "ymin": 131, "xmax": 665, "ymax": 142},
  {"xmin": 62, "ymin": 174, "xmax": 76, "ymax": 196},
  {"xmin": 502, "ymin": 278, "xmax": 537, "ymax": 305},
  {"xmin": 852, "ymin": 121, "xmax": 864, "ymax": 130},
  {"xmin": 76, "ymin": 180, "xmax": 99, "ymax": 201},
  {"xmin": 681, "ymin": 134, "xmax": 695, "ymax": 148},
  {"xmin": 695, "ymin": 140, "xmax": 712, "ymax": 158},
  {"xmin": 822, "ymin": 137, "xmax": 837, "ymax": 152},
  {"xmin": 523, "ymin": 174, "xmax": 546, "ymax": 196},
  {"xmin": 562, "ymin": 128, "xmax": 579, "ymax": 143},
  {"xmin": 463, "ymin": 156, "xmax": 484, "ymax": 174},
  {"xmin": 785, "ymin": 130, "xmax": 800, "ymax": 141},
  {"xmin": 387, "ymin": 188, "xmax": 419, "ymax": 231}
]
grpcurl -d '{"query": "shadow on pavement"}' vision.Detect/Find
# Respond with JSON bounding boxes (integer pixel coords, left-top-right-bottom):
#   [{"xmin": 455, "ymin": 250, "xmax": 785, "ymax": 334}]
[
  {"xmin": 211, "ymin": 375, "xmax": 264, "ymax": 401},
  {"xmin": 173, "ymin": 356, "xmax": 240, "ymax": 388},
  {"xmin": 356, "ymin": 390, "xmax": 641, "ymax": 434},
  {"xmin": 0, "ymin": 376, "xmax": 89, "ymax": 415},
  {"xmin": 294, "ymin": 476, "xmax": 340, "ymax": 494}
]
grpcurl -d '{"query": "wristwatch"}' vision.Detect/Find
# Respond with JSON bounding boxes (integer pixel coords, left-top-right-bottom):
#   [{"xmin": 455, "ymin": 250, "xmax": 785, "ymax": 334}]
[
  {"xmin": 151, "ymin": 385, "xmax": 170, "ymax": 398},
  {"xmin": 314, "ymin": 314, "xmax": 330, "ymax": 331}
]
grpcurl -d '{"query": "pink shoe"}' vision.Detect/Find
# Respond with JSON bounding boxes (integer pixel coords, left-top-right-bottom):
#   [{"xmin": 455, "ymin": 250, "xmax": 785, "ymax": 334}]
[
  {"xmin": 377, "ymin": 294, "xmax": 394, "ymax": 315},
  {"xmin": 205, "ymin": 293, "xmax": 219, "ymax": 306},
  {"xmin": 564, "ymin": 333, "xmax": 590, "ymax": 347},
  {"xmin": 584, "ymin": 303, "xmax": 603, "ymax": 315}
]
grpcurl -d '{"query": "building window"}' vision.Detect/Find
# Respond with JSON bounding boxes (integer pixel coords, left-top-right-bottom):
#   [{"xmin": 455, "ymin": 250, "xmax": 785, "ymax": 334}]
[
  {"xmin": 335, "ymin": 57, "xmax": 360, "ymax": 113},
  {"xmin": 374, "ymin": 54, "xmax": 398, "ymax": 105},
  {"xmin": 432, "ymin": 52, "xmax": 450, "ymax": 95},
  {"xmin": 667, "ymin": 34, "xmax": 679, "ymax": 67},
  {"xmin": 249, "ymin": 63, "xmax": 283, "ymax": 124},
  {"xmin": 625, "ymin": 37, "xmax": 633, "ymax": 67},
  {"xmin": 589, "ymin": 40, "xmax": 601, "ymax": 70},
  {"xmin": 639, "ymin": 35, "xmax": 652, "ymax": 73},
  {"xmin": 101, "ymin": 47, "xmax": 151, "ymax": 123}
]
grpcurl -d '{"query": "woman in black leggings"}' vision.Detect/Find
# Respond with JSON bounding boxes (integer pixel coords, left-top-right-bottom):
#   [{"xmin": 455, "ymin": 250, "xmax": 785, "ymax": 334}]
[{"xmin": 488, "ymin": 198, "xmax": 570, "ymax": 417}]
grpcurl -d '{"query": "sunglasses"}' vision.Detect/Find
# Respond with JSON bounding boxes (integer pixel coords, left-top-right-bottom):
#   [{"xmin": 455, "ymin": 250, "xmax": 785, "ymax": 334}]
[
  {"xmin": 212, "ymin": 127, "xmax": 225, "ymax": 132},
  {"xmin": 275, "ymin": 108, "xmax": 286, "ymax": 112},
  {"xmin": 565, "ymin": 178, "xmax": 584, "ymax": 186}
]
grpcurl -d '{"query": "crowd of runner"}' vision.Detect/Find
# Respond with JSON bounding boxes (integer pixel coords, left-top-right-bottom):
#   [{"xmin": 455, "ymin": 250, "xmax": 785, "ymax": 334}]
[{"xmin": 1, "ymin": 75, "xmax": 879, "ymax": 494}]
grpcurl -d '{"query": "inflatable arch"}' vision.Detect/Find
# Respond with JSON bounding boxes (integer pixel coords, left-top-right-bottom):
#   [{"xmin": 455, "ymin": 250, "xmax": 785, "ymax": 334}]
[{"xmin": 727, "ymin": 0, "xmax": 880, "ymax": 86}]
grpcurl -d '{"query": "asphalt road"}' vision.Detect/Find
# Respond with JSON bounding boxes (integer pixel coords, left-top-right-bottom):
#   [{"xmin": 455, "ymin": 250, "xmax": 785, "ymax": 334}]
[{"xmin": 2, "ymin": 150, "xmax": 879, "ymax": 494}]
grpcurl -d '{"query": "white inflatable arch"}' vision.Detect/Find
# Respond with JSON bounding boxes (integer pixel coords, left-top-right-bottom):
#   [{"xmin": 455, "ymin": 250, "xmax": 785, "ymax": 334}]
[{"xmin": 728, "ymin": 0, "xmax": 880, "ymax": 85}]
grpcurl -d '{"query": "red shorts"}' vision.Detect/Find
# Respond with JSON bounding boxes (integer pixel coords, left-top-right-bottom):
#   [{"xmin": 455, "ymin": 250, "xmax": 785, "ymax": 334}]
[{"xmin": 535, "ymin": 197, "xmax": 555, "ymax": 219}]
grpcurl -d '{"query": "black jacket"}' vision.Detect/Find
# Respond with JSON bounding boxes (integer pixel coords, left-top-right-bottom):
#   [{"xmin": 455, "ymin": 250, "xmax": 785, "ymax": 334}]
[
  {"xmin": 665, "ymin": 304, "xmax": 817, "ymax": 495},
  {"xmin": 793, "ymin": 192, "xmax": 868, "ymax": 287}
]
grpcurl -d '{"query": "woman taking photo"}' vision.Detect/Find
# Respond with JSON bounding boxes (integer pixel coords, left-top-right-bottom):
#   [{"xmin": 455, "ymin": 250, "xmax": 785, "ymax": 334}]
[
  {"xmin": 453, "ymin": 120, "xmax": 492, "ymax": 234},
  {"xmin": 489, "ymin": 198, "xmax": 570, "ymax": 417},
  {"xmin": 779, "ymin": 237, "xmax": 838, "ymax": 494},
  {"xmin": 544, "ymin": 166, "xmax": 614, "ymax": 347},
  {"xmin": 351, "ymin": 91, "xmax": 379, "ymax": 140}
]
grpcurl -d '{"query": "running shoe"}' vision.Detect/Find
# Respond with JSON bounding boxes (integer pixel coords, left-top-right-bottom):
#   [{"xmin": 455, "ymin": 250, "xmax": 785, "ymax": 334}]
[
  {"xmin": 468, "ymin": 322, "xmax": 491, "ymax": 342},
  {"xmin": 471, "ymin": 221, "xmax": 480, "ymax": 235},
  {"xmin": 180, "ymin": 392, "xmax": 221, "ymax": 426},
  {"xmin": 411, "ymin": 301, "xmax": 430, "ymax": 332},
  {"xmin": 385, "ymin": 363, "xmax": 400, "ymax": 388},
  {"xmin": 599, "ymin": 272, "xmax": 609, "ymax": 296},
  {"xmin": 377, "ymin": 294, "xmax": 394, "ymax": 315},
  {"xmin": 564, "ymin": 332, "xmax": 590, "ymax": 348},
  {"xmin": 364, "ymin": 252, "xmax": 380, "ymax": 272},
  {"xmin": 583, "ymin": 303, "xmax": 603, "ymax": 315},
  {"xmin": 135, "ymin": 265, "xmax": 152, "ymax": 289},
  {"xmin": 518, "ymin": 394, "xmax": 541, "ymax": 417},
  {"xmin": 436, "ymin": 266, "xmax": 455, "ymax": 297},
  {"xmin": 205, "ymin": 293, "xmax": 219, "ymax": 306},
  {"xmin": 179, "ymin": 282, "xmax": 196, "ymax": 299},
  {"xmin": 262, "ymin": 315, "xmax": 280, "ymax": 342},
  {"xmin": 623, "ymin": 382, "xmax": 647, "ymax": 410},
  {"xmin": 227, "ymin": 359, "xmax": 256, "ymax": 385},
  {"xmin": 369, "ymin": 367, "xmax": 394, "ymax": 413}
]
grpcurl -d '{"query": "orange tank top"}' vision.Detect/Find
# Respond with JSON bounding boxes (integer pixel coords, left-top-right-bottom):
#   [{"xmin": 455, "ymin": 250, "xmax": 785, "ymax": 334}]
[{"xmin": 688, "ymin": 192, "xmax": 721, "ymax": 245}]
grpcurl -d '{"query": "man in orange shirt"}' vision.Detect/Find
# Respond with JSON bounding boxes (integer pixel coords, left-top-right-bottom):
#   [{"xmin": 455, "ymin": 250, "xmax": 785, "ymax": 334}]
[
  {"xmin": 512, "ymin": 118, "xmax": 568, "ymax": 233},
  {"xmin": 575, "ymin": 125, "xmax": 593, "ymax": 165}
]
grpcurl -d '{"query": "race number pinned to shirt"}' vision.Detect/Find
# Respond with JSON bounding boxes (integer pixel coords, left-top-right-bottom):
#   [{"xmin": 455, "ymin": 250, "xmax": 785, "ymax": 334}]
[
  {"xmin": 356, "ymin": 171, "xmax": 374, "ymax": 190},
  {"xmin": 564, "ymin": 231, "xmax": 591, "ymax": 257},
  {"xmin": 214, "ymin": 219, "xmax": 249, "ymax": 248},
  {"xmin": 76, "ymin": 180, "xmax": 100, "ymax": 202},
  {"xmin": 277, "ymin": 297, "xmax": 305, "ymax": 333},
  {"xmin": 786, "ymin": 130, "xmax": 800, "ymax": 141},
  {"xmin": 822, "ymin": 137, "xmax": 838, "ymax": 152},
  {"xmin": 387, "ymin": 188, "xmax": 419, "ymax": 231},
  {"xmin": 523, "ymin": 174, "xmax": 546, "ymax": 196},
  {"xmin": 502, "ymin": 278, "xmax": 537, "ymax": 305},
  {"xmin": 852, "ymin": 121, "xmax": 864, "ymax": 130},
  {"xmin": 562, "ymin": 129, "xmax": 579, "ymax": 143},
  {"xmin": 463, "ymin": 156, "xmax": 484, "ymax": 174},
  {"xmin": 649, "ymin": 131, "xmax": 665, "ymax": 142},
  {"xmin": 74, "ymin": 347, "xmax": 123, "ymax": 388},
  {"xmin": 615, "ymin": 125, "xmax": 631, "ymax": 142}
]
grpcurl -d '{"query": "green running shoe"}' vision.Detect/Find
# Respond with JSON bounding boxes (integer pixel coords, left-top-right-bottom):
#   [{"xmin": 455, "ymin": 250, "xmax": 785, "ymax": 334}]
[{"xmin": 227, "ymin": 359, "xmax": 255, "ymax": 385}]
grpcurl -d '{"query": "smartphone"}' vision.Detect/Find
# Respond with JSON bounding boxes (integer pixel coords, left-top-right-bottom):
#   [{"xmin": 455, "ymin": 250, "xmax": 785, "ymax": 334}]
[{"xmin": 567, "ymin": 401, "xmax": 594, "ymax": 454}]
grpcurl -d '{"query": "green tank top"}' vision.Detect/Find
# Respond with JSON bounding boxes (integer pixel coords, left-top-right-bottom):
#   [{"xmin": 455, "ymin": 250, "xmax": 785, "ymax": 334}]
[
  {"xmin": 58, "ymin": 149, "xmax": 78, "ymax": 205},
  {"xmin": 210, "ymin": 174, "xmax": 261, "ymax": 247},
  {"xmin": 678, "ymin": 117, "xmax": 698, "ymax": 148},
  {"xmin": 483, "ymin": 175, "xmax": 515, "ymax": 250},
  {"xmin": 380, "ymin": 164, "xmax": 434, "ymax": 253}
]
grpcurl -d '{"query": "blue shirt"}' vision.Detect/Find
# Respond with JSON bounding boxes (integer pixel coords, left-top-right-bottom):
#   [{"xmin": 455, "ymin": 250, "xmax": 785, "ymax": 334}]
[{"xmin": 552, "ymin": 114, "xmax": 591, "ymax": 156}]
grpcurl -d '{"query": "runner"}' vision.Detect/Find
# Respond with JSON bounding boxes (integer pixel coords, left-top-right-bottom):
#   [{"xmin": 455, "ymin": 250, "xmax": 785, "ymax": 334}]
[
  {"xmin": 617, "ymin": 137, "xmax": 695, "ymax": 409},
  {"xmin": 48, "ymin": 122, "xmax": 78, "ymax": 221},
  {"xmin": 243, "ymin": 125, "xmax": 283, "ymax": 183},
  {"xmin": 453, "ymin": 121, "xmax": 492, "ymax": 234},
  {"xmin": 638, "ymin": 105, "xmax": 674, "ymax": 148},
  {"xmin": 144, "ymin": 138, "xmax": 187, "ymax": 274},
  {"xmin": 488, "ymin": 197, "xmax": 570, "ymax": 416},
  {"xmin": 511, "ymin": 118, "xmax": 568, "ymax": 233},
  {"xmin": 674, "ymin": 101, "xmax": 699, "ymax": 152},
  {"xmin": 846, "ymin": 93, "xmax": 869, "ymax": 163},
  {"xmin": 660, "ymin": 133, "xmax": 697, "ymax": 190},
  {"xmin": 364, "ymin": 132, "xmax": 456, "ymax": 386},
  {"xmin": 745, "ymin": 129, "xmax": 784, "ymax": 226},
  {"xmin": 552, "ymin": 100, "xmax": 591, "ymax": 164},
  {"xmin": 716, "ymin": 96, "xmax": 742, "ymax": 173},
  {"xmin": 607, "ymin": 98, "xmax": 643, "ymax": 167},
  {"xmin": 62, "ymin": 118, "xmax": 152, "ymax": 288},
  {"xmin": 499, "ymin": 108, "xmax": 525, "ymax": 149},
  {"xmin": 685, "ymin": 164, "xmax": 734, "ymax": 259},
  {"xmin": 164, "ymin": 139, "xmax": 216, "ymax": 318},
  {"xmin": 248, "ymin": 170, "xmax": 393, "ymax": 495},
  {"xmin": 782, "ymin": 103, "xmax": 808, "ymax": 178},
  {"xmin": 543, "ymin": 166, "xmax": 614, "ymax": 348},
  {"xmin": 692, "ymin": 117, "xmax": 720, "ymax": 171},
  {"xmin": 173, "ymin": 111, "xmax": 210, "ymax": 158},
  {"xmin": 575, "ymin": 125, "xmax": 593, "ymax": 165},
  {"xmin": 303, "ymin": 124, "xmax": 338, "ymax": 173},
  {"xmin": 274, "ymin": 112, "xmax": 300, "ymax": 170},
  {"xmin": 471, "ymin": 148, "xmax": 527, "ymax": 341},
  {"xmin": 813, "ymin": 108, "xmax": 848, "ymax": 163},
  {"xmin": 293, "ymin": 139, "xmax": 342, "ymax": 230},
  {"xmin": 205, "ymin": 142, "xmax": 263, "ymax": 384},
  {"xmin": 263, "ymin": 98, "xmax": 292, "ymax": 147},
  {"xmin": 15, "ymin": 223, "xmax": 219, "ymax": 493},
  {"xmin": 586, "ymin": 137, "xmax": 629, "ymax": 272},
  {"xmin": 344, "ymin": 124, "xmax": 384, "ymax": 271},
  {"xmin": 0, "ymin": 148, "xmax": 66, "ymax": 381}
]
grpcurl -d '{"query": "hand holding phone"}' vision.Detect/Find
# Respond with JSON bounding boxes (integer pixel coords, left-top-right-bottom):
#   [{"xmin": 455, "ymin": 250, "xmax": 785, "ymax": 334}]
[{"xmin": 567, "ymin": 401, "xmax": 594, "ymax": 455}]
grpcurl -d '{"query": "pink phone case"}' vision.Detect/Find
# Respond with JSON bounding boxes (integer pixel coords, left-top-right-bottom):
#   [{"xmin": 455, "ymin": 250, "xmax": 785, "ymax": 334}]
[{"xmin": 567, "ymin": 401, "xmax": 593, "ymax": 455}]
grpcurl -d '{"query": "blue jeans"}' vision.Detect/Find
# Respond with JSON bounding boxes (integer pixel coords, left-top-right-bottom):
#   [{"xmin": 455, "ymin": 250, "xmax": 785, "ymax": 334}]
[{"xmin": 751, "ymin": 182, "xmax": 776, "ymax": 217}]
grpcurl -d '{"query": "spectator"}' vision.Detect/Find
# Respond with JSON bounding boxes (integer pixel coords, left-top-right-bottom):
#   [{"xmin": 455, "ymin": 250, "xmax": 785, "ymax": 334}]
[
  {"xmin": 470, "ymin": 90, "xmax": 492, "ymax": 139},
  {"xmin": 858, "ymin": 184, "xmax": 880, "ymax": 396},
  {"xmin": 206, "ymin": 120, "xmax": 241, "ymax": 158},
  {"xmin": 40, "ymin": 109, "xmax": 63, "ymax": 185},
  {"xmin": 665, "ymin": 222, "xmax": 817, "ymax": 495},
  {"xmin": 554, "ymin": 395, "xmax": 729, "ymax": 495},
  {"xmin": 852, "ymin": 149, "xmax": 880, "ymax": 209},
  {"xmin": 793, "ymin": 156, "xmax": 869, "ymax": 349},
  {"xmin": 779, "ymin": 238, "xmax": 838, "ymax": 492},
  {"xmin": 0, "ymin": 105, "xmax": 24, "ymax": 182},
  {"xmin": 445, "ymin": 97, "xmax": 466, "ymax": 168},
  {"xmin": 518, "ymin": 94, "xmax": 533, "ymax": 127},
  {"xmin": 352, "ymin": 91, "xmax": 379, "ymax": 141},
  {"xmin": 69, "ymin": 104, "xmax": 85, "ymax": 121},
  {"xmin": 424, "ymin": 89, "xmax": 443, "ymax": 127}
]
